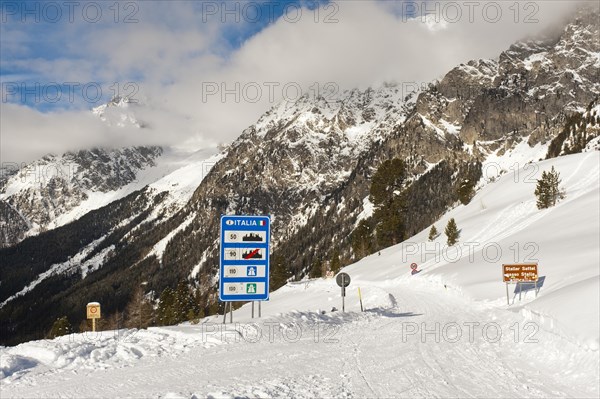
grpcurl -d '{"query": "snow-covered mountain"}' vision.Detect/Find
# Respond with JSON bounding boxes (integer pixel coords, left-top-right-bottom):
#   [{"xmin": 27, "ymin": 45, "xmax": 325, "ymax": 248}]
[
  {"xmin": 0, "ymin": 92, "xmax": 221, "ymax": 248},
  {"xmin": 0, "ymin": 146, "xmax": 162, "ymax": 246},
  {"xmin": 0, "ymin": 146, "xmax": 224, "ymax": 248},
  {"xmin": 1, "ymin": 151, "xmax": 597, "ymax": 398},
  {"xmin": 169, "ymin": 2, "xmax": 599, "ymax": 278},
  {"xmin": 91, "ymin": 96, "xmax": 145, "ymax": 128},
  {"xmin": 1, "ymin": 4, "xmax": 598, "ymax": 347}
]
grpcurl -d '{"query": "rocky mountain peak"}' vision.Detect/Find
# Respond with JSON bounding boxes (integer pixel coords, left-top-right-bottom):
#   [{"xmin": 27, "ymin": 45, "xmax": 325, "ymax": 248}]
[{"xmin": 92, "ymin": 95, "xmax": 145, "ymax": 128}]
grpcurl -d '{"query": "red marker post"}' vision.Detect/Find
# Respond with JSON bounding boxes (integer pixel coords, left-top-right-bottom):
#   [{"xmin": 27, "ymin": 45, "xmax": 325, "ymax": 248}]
[{"xmin": 410, "ymin": 263, "xmax": 420, "ymax": 275}]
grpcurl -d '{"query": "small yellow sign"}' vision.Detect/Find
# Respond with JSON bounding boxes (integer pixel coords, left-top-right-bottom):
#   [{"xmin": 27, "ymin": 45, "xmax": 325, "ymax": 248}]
[{"xmin": 86, "ymin": 302, "xmax": 101, "ymax": 319}]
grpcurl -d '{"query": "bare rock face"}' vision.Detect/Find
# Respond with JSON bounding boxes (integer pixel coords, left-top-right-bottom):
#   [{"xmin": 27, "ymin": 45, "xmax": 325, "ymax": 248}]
[
  {"xmin": 459, "ymin": 6, "xmax": 600, "ymax": 144},
  {"xmin": 0, "ymin": 201, "xmax": 29, "ymax": 247},
  {"xmin": 185, "ymin": 86, "xmax": 412, "ymax": 249}
]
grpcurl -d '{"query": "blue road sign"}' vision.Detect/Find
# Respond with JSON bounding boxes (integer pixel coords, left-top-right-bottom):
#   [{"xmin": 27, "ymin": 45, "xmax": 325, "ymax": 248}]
[{"xmin": 219, "ymin": 215, "xmax": 270, "ymax": 301}]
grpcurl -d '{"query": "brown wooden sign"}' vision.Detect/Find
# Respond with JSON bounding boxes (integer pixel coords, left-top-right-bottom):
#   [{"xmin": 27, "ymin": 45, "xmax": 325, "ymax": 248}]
[{"xmin": 502, "ymin": 264, "xmax": 538, "ymax": 282}]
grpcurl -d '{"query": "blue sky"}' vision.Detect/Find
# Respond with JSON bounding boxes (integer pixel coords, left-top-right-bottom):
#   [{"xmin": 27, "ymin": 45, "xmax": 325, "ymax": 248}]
[{"xmin": 1, "ymin": 0, "xmax": 329, "ymax": 111}]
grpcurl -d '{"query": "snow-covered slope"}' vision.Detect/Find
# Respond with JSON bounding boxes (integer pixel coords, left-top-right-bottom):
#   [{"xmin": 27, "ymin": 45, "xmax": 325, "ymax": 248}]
[
  {"xmin": 347, "ymin": 151, "xmax": 600, "ymax": 349},
  {"xmin": 1, "ymin": 152, "xmax": 597, "ymax": 398},
  {"xmin": 0, "ymin": 146, "xmax": 219, "ymax": 248},
  {"xmin": 0, "ymin": 147, "xmax": 221, "ymax": 309}
]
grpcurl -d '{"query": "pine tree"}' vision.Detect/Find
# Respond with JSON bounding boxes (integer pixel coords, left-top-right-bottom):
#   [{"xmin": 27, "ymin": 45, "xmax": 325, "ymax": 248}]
[
  {"xmin": 270, "ymin": 253, "xmax": 289, "ymax": 290},
  {"xmin": 194, "ymin": 286, "xmax": 208, "ymax": 319},
  {"xmin": 428, "ymin": 225, "xmax": 438, "ymax": 241},
  {"xmin": 174, "ymin": 281, "xmax": 194, "ymax": 323},
  {"xmin": 351, "ymin": 219, "xmax": 374, "ymax": 259},
  {"xmin": 374, "ymin": 198, "xmax": 405, "ymax": 248},
  {"xmin": 445, "ymin": 218, "xmax": 459, "ymax": 246},
  {"xmin": 370, "ymin": 158, "xmax": 406, "ymax": 206},
  {"xmin": 309, "ymin": 258, "xmax": 323, "ymax": 279},
  {"xmin": 548, "ymin": 166, "xmax": 565, "ymax": 206},
  {"xmin": 198, "ymin": 273, "xmax": 215, "ymax": 318},
  {"xmin": 156, "ymin": 287, "xmax": 176, "ymax": 326},
  {"xmin": 535, "ymin": 170, "xmax": 549, "ymax": 208},
  {"xmin": 370, "ymin": 158, "xmax": 407, "ymax": 248},
  {"xmin": 207, "ymin": 292, "xmax": 220, "ymax": 317},
  {"xmin": 535, "ymin": 166, "xmax": 564, "ymax": 209},
  {"xmin": 124, "ymin": 285, "xmax": 154, "ymax": 329},
  {"xmin": 47, "ymin": 316, "xmax": 72, "ymax": 339},
  {"xmin": 330, "ymin": 248, "xmax": 341, "ymax": 274},
  {"xmin": 458, "ymin": 179, "xmax": 475, "ymax": 205}
]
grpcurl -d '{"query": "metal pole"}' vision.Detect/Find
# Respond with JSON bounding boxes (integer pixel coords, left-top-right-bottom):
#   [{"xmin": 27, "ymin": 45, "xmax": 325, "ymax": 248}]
[
  {"xmin": 252, "ymin": 301, "xmax": 255, "ymax": 319},
  {"xmin": 259, "ymin": 301, "xmax": 261, "ymax": 318},
  {"xmin": 223, "ymin": 303, "xmax": 227, "ymax": 324},
  {"xmin": 519, "ymin": 283, "xmax": 522, "ymax": 301},
  {"xmin": 506, "ymin": 283, "xmax": 509, "ymax": 305},
  {"xmin": 92, "ymin": 318, "xmax": 96, "ymax": 332},
  {"xmin": 342, "ymin": 274, "xmax": 345, "ymax": 312},
  {"xmin": 229, "ymin": 302, "xmax": 233, "ymax": 323}
]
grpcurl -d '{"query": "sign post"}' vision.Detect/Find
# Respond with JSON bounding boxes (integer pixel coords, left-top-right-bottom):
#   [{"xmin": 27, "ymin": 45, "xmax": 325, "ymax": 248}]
[
  {"xmin": 86, "ymin": 302, "xmax": 101, "ymax": 332},
  {"xmin": 358, "ymin": 287, "xmax": 364, "ymax": 312},
  {"xmin": 336, "ymin": 272, "xmax": 351, "ymax": 312},
  {"xmin": 220, "ymin": 215, "xmax": 270, "ymax": 322},
  {"xmin": 502, "ymin": 264, "xmax": 539, "ymax": 305}
]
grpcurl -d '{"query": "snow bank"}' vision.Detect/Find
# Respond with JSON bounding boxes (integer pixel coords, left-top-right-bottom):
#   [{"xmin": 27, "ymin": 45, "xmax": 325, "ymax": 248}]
[
  {"xmin": 346, "ymin": 151, "xmax": 600, "ymax": 349},
  {"xmin": 1, "ymin": 327, "xmax": 225, "ymax": 382}
]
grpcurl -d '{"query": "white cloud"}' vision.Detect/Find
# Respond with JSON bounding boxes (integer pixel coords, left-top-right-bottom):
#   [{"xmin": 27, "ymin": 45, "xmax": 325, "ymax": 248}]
[
  {"xmin": 0, "ymin": 103, "xmax": 197, "ymax": 163},
  {"xmin": 0, "ymin": 0, "xmax": 585, "ymax": 163}
]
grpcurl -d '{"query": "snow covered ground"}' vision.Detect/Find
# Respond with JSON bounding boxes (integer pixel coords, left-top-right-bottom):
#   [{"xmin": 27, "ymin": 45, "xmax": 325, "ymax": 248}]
[{"xmin": 1, "ymin": 152, "xmax": 598, "ymax": 398}]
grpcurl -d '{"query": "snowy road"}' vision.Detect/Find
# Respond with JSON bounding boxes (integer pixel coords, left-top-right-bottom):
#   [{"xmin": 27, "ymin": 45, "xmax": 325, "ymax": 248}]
[{"xmin": 2, "ymin": 279, "xmax": 597, "ymax": 398}]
